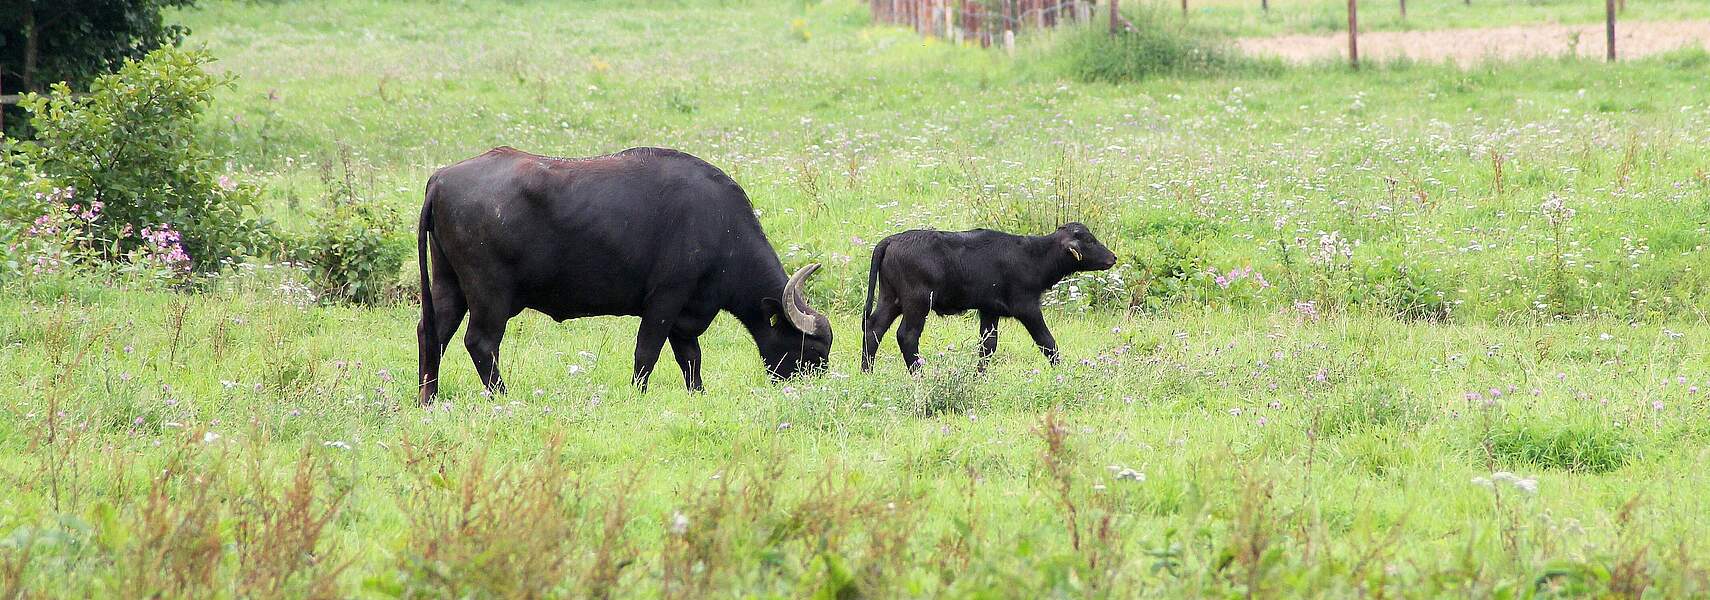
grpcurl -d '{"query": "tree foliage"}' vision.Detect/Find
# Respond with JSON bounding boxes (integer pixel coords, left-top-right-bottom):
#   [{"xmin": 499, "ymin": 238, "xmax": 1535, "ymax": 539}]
[{"xmin": 2, "ymin": 0, "xmax": 197, "ymax": 135}]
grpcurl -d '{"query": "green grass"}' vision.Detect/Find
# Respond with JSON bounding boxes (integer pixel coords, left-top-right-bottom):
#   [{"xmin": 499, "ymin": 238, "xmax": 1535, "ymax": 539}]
[{"xmin": 3, "ymin": 0, "xmax": 1710, "ymax": 596}]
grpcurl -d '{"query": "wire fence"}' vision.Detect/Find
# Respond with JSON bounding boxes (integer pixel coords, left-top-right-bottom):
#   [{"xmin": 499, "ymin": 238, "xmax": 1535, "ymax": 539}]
[
  {"xmin": 868, "ymin": 0, "xmax": 1099, "ymax": 49},
  {"xmin": 871, "ymin": 0, "xmax": 1631, "ymax": 65}
]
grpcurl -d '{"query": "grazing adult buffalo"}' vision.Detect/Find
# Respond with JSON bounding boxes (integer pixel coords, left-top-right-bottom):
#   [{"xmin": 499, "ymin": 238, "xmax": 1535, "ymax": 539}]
[
  {"xmin": 417, "ymin": 146, "xmax": 832, "ymax": 404},
  {"xmin": 860, "ymin": 223, "xmax": 1116, "ymax": 372}
]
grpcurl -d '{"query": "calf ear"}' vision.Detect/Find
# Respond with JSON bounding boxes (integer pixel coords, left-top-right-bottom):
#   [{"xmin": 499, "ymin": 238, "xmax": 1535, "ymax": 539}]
[{"xmin": 1063, "ymin": 239, "xmax": 1083, "ymax": 262}]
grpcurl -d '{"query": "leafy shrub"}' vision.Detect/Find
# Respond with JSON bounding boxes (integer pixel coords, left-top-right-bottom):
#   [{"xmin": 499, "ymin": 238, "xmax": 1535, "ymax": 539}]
[
  {"xmin": 16, "ymin": 47, "xmax": 269, "ymax": 271},
  {"xmin": 1316, "ymin": 385, "xmax": 1427, "ymax": 437},
  {"xmin": 1056, "ymin": 9, "xmax": 1247, "ymax": 83},
  {"xmin": 1353, "ymin": 259, "xmax": 1454, "ymax": 323},
  {"xmin": 1487, "ymin": 421, "xmax": 1634, "ymax": 474},
  {"xmin": 1125, "ymin": 233, "xmax": 1212, "ymax": 313},
  {"xmin": 910, "ymin": 351, "xmax": 984, "ymax": 416},
  {"xmin": 0, "ymin": 161, "xmax": 193, "ymax": 283},
  {"xmin": 288, "ymin": 202, "xmax": 408, "ymax": 305}
]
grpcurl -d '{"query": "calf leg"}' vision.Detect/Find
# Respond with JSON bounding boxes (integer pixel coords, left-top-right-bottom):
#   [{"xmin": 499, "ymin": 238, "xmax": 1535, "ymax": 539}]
[
  {"xmin": 1015, "ymin": 306, "xmax": 1061, "ymax": 366},
  {"xmin": 416, "ymin": 281, "xmax": 467, "ymax": 404},
  {"xmin": 862, "ymin": 298, "xmax": 901, "ymax": 372},
  {"xmin": 976, "ymin": 310, "xmax": 1000, "ymax": 370},
  {"xmin": 896, "ymin": 302, "xmax": 929, "ymax": 373},
  {"xmin": 464, "ymin": 308, "xmax": 510, "ymax": 396}
]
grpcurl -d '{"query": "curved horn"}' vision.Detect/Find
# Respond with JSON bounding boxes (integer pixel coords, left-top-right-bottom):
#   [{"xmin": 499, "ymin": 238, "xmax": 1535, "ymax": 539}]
[{"xmin": 782, "ymin": 263, "xmax": 825, "ymax": 335}]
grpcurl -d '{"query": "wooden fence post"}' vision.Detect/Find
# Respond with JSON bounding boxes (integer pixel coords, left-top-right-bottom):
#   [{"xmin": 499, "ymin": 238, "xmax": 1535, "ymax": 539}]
[
  {"xmin": 1262, "ymin": 0, "xmax": 1269, "ymax": 12},
  {"xmin": 1347, "ymin": 0, "xmax": 1359, "ymax": 69},
  {"xmin": 1110, "ymin": 0, "xmax": 1120, "ymax": 34},
  {"xmin": 1181, "ymin": 0, "xmax": 1188, "ymax": 17},
  {"xmin": 1605, "ymin": 0, "xmax": 1616, "ymax": 61},
  {"xmin": 1399, "ymin": 0, "xmax": 1405, "ymax": 19}
]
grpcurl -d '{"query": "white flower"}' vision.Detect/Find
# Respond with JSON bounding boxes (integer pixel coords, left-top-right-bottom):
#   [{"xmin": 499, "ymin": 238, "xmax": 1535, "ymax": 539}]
[
  {"xmin": 323, "ymin": 440, "xmax": 352, "ymax": 450},
  {"xmin": 1513, "ymin": 478, "xmax": 1538, "ymax": 495},
  {"xmin": 202, "ymin": 431, "xmax": 221, "ymax": 444},
  {"xmin": 669, "ymin": 511, "xmax": 690, "ymax": 535}
]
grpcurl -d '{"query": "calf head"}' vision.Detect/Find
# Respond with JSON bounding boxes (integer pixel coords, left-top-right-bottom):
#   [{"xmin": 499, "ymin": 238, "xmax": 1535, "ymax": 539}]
[
  {"xmin": 760, "ymin": 263, "xmax": 834, "ymax": 379},
  {"xmin": 1055, "ymin": 222, "xmax": 1118, "ymax": 271}
]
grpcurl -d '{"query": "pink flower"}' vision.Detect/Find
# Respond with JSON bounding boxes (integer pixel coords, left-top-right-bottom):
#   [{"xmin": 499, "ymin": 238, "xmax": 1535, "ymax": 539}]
[{"xmin": 217, "ymin": 175, "xmax": 237, "ymax": 192}]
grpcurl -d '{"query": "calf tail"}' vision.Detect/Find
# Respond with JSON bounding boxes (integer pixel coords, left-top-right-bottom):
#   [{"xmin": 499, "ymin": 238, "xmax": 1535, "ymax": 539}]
[
  {"xmin": 417, "ymin": 182, "xmax": 437, "ymax": 388},
  {"xmin": 862, "ymin": 238, "xmax": 889, "ymax": 327}
]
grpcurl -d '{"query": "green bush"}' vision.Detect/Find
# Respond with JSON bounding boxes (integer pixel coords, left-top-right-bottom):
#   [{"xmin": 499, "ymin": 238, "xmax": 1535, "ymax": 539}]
[
  {"xmin": 1316, "ymin": 385, "xmax": 1427, "ymax": 437},
  {"xmin": 1056, "ymin": 10, "xmax": 1248, "ymax": 83},
  {"xmin": 1353, "ymin": 259, "xmax": 1454, "ymax": 323},
  {"xmin": 1126, "ymin": 233, "xmax": 1212, "ymax": 313},
  {"xmin": 16, "ymin": 47, "xmax": 269, "ymax": 271},
  {"xmin": 289, "ymin": 202, "xmax": 409, "ymax": 305},
  {"xmin": 1487, "ymin": 421, "xmax": 1635, "ymax": 474}
]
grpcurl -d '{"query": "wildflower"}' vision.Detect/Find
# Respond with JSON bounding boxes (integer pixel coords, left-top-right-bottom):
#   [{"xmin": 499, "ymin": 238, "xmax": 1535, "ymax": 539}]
[
  {"xmin": 1309, "ymin": 231, "xmax": 1355, "ymax": 267},
  {"xmin": 1513, "ymin": 478, "xmax": 1539, "ymax": 494},
  {"xmin": 202, "ymin": 431, "xmax": 221, "ymax": 444},
  {"xmin": 1471, "ymin": 476, "xmax": 1493, "ymax": 488},
  {"xmin": 323, "ymin": 440, "xmax": 352, "ymax": 450},
  {"xmin": 217, "ymin": 175, "xmax": 237, "ymax": 192},
  {"xmin": 1228, "ymin": 408, "xmax": 1242, "ymax": 416},
  {"xmin": 669, "ymin": 511, "xmax": 690, "ymax": 535},
  {"xmin": 567, "ymin": 364, "xmax": 584, "ymax": 375},
  {"xmin": 1652, "ymin": 400, "xmax": 1664, "ymax": 412},
  {"xmin": 1112, "ymin": 468, "xmax": 1145, "ymax": 482},
  {"xmin": 778, "ymin": 422, "xmax": 792, "ymax": 430},
  {"xmin": 1540, "ymin": 192, "xmax": 1575, "ymax": 226},
  {"xmin": 1256, "ymin": 416, "xmax": 1269, "ymax": 426},
  {"xmin": 1488, "ymin": 388, "xmax": 1503, "ymax": 399}
]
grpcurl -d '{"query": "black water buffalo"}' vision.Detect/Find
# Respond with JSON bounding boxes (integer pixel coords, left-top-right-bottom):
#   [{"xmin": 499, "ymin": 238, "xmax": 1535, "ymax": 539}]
[
  {"xmin": 417, "ymin": 146, "xmax": 832, "ymax": 403},
  {"xmin": 860, "ymin": 223, "xmax": 1116, "ymax": 372}
]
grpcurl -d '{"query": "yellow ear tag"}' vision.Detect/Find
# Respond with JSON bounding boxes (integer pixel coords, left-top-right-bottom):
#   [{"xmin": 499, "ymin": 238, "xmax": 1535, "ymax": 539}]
[{"xmin": 1069, "ymin": 247, "xmax": 1083, "ymax": 261}]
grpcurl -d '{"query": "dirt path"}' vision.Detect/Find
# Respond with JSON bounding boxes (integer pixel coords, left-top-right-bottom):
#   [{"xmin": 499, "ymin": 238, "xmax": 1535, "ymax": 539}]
[{"xmin": 1237, "ymin": 20, "xmax": 1710, "ymax": 64}]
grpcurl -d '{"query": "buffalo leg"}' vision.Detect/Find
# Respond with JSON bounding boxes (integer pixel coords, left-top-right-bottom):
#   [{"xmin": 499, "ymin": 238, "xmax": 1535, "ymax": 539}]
[
  {"xmin": 668, "ymin": 334, "xmax": 704, "ymax": 392},
  {"xmin": 631, "ymin": 313, "xmax": 675, "ymax": 392},
  {"xmin": 976, "ymin": 310, "xmax": 1000, "ymax": 370},
  {"xmin": 862, "ymin": 299, "xmax": 901, "ymax": 372},
  {"xmin": 1015, "ymin": 307, "xmax": 1061, "ymax": 365},
  {"xmin": 464, "ymin": 310, "xmax": 509, "ymax": 396},
  {"xmin": 416, "ymin": 280, "xmax": 467, "ymax": 404},
  {"xmin": 896, "ymin": 303, "xmax": 929, "ymax": 373}
]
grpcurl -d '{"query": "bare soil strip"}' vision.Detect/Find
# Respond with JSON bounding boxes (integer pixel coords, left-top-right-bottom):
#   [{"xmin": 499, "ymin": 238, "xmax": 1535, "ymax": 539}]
[{"xmin": 1238, "ymin": 20, "xmax": 1710, "ymax": 64}]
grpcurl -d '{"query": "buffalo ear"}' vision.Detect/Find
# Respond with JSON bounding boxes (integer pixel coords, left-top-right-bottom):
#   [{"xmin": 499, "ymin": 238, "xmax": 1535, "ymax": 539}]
[
  {"xmin": 1063, "ymin": 238, "xmax": 1084, "ymax": 262},
  {"xmin": 761, "ymin": 297, "xmax": 785, "ymax": 328}
]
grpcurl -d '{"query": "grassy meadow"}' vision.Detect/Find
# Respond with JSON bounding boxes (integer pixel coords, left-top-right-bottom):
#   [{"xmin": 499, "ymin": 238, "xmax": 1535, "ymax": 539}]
[{"xmin": 3, "ymin": 0, "xmax": 1710, "ymax": 597}]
